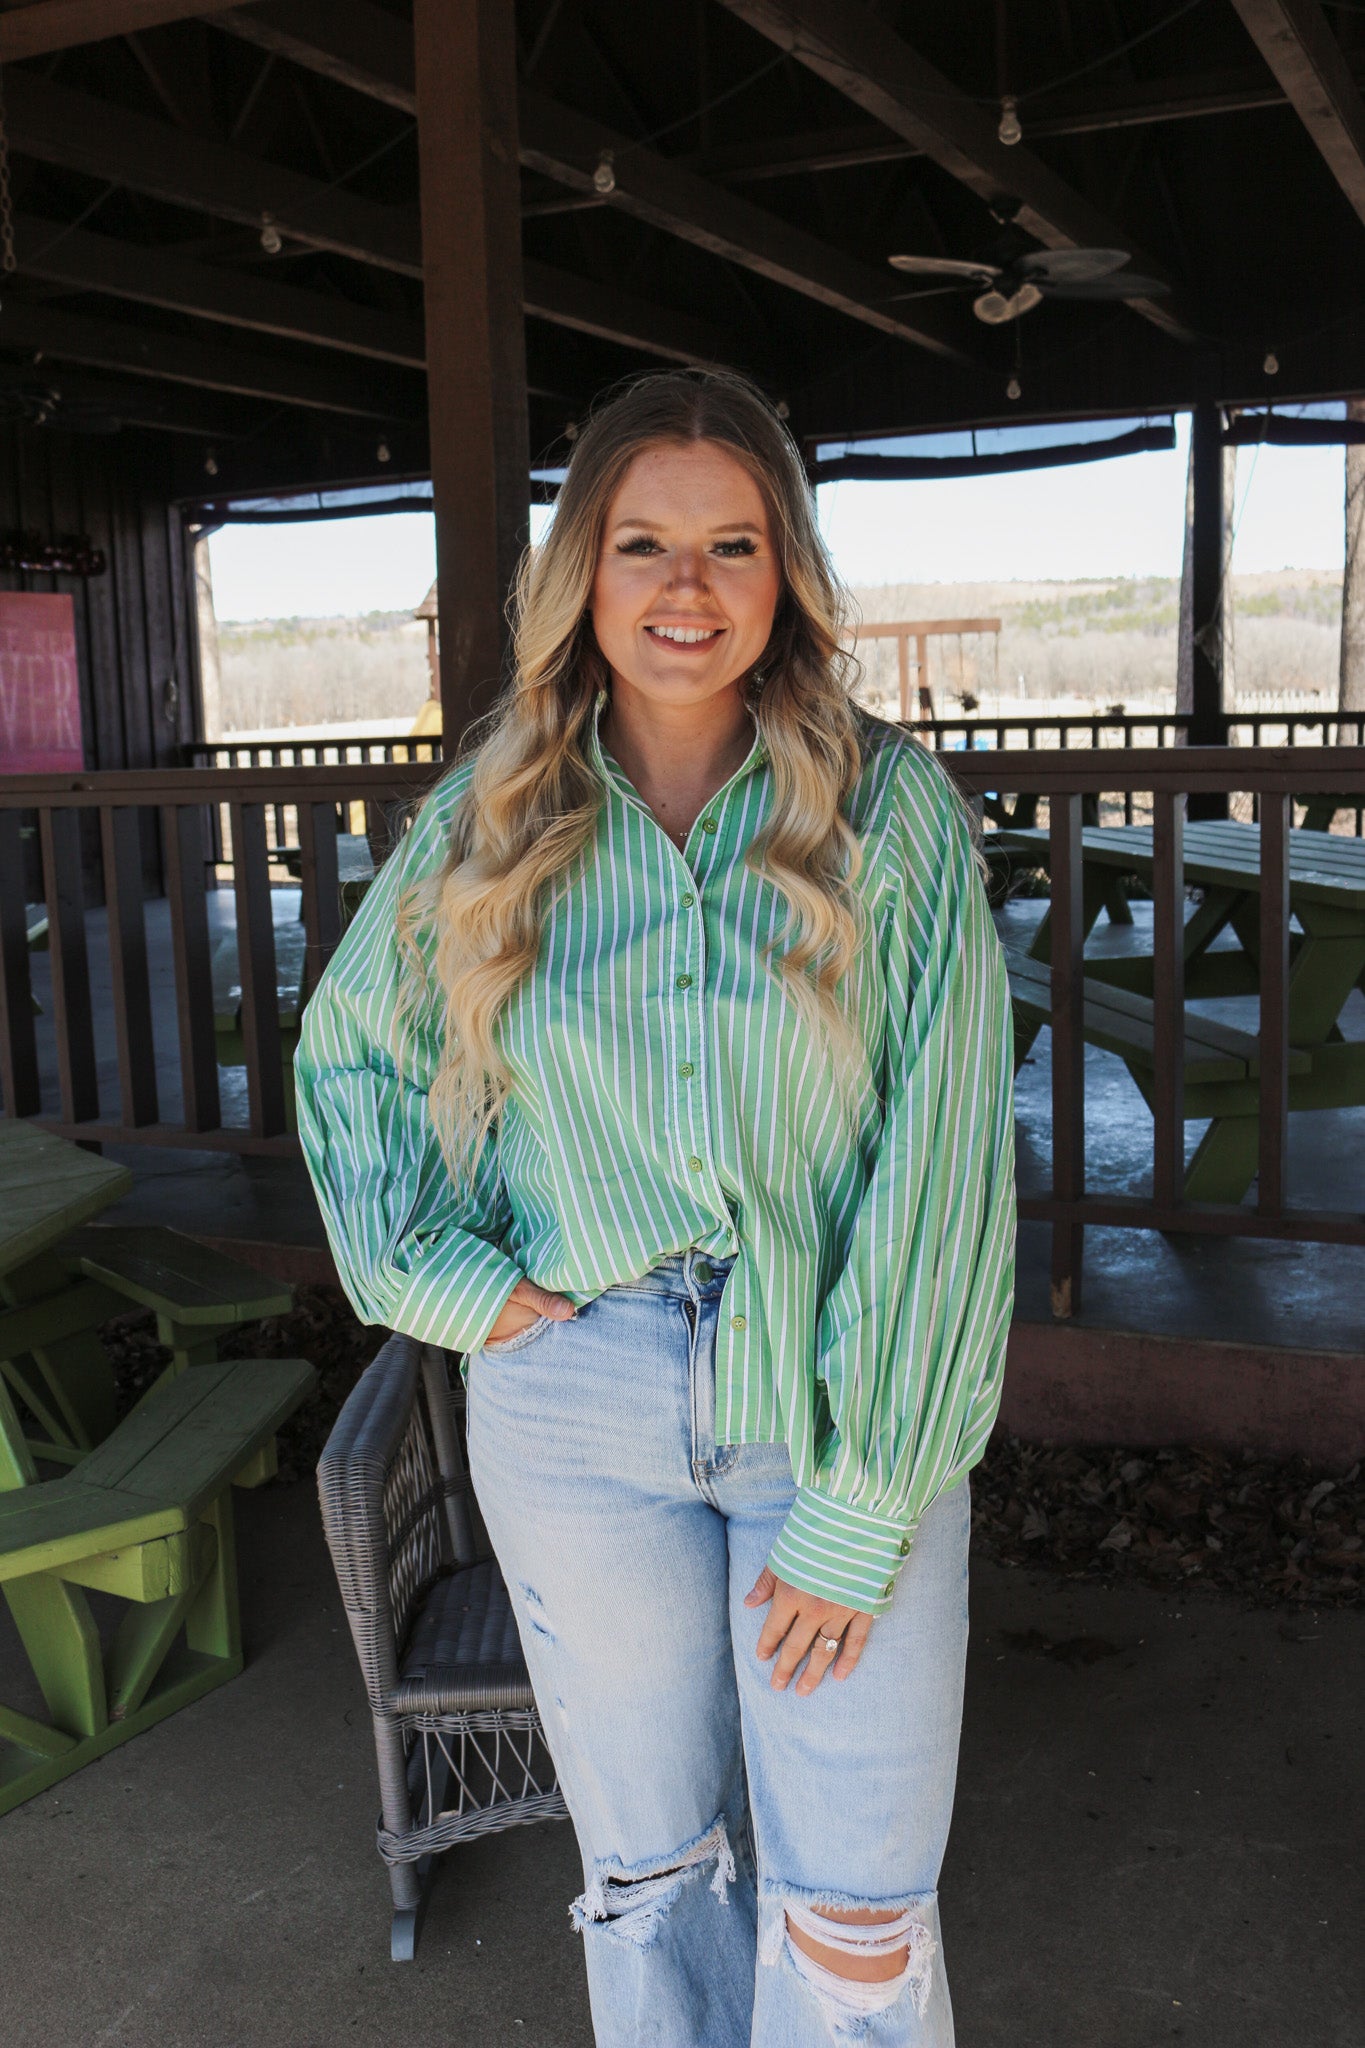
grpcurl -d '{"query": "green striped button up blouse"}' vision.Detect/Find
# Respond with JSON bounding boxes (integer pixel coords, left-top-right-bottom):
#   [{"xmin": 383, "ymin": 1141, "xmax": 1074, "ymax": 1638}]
[{"xmin": 295, "ymin": 686, "xmax": 1016, "ymax": 1614}]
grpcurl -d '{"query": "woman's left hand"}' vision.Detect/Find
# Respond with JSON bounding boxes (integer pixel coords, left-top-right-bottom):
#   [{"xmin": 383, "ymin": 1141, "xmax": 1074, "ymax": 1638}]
[{"xmin": 744, "ymin": 1567, "xmax": 873, "ymax": 1696}]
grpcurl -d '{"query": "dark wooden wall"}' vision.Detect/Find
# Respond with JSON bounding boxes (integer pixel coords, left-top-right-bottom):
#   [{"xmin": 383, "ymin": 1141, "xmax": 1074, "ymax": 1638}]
[{"xmin": 0, "ymin": 422, "xmax": 203, "ymax": 775}]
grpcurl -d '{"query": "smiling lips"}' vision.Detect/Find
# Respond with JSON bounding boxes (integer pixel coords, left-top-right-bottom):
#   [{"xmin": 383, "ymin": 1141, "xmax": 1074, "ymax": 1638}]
[{"xmin": 646, "ymin": 623, "xmax": 725, "ymax": 647}]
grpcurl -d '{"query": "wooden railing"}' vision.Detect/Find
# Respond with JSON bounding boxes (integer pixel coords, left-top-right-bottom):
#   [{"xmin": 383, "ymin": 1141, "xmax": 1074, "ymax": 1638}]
[{"xmin": 2, "ymin": 750, "xmax": 1364, "ymax": 1327}]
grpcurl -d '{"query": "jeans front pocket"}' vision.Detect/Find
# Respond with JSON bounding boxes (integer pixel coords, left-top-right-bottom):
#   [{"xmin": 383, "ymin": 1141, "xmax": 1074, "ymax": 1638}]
[{"xmin": 481, "ymin": 1312, "xmax": 555, "ymax": 1356}]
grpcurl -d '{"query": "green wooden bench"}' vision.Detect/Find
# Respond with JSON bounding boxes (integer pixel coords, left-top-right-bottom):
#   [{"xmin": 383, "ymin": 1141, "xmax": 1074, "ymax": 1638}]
[
  {"xmin": 1005, "ymin": 947, "xmax": 1312, "ymax": 1202},
  {"xmin": 0, "ymin": 1352, "xmax": 316, "ymax": 1815},
  {"xmin": 4, "ymin": 1224, "xmax": 293, "ymax": 1473}
]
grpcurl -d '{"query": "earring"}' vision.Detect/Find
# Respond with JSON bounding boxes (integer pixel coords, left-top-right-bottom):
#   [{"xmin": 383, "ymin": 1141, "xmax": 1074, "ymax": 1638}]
[{"xmin": 750, "ymin": 665, "xmax": 767, "ymax": 693}]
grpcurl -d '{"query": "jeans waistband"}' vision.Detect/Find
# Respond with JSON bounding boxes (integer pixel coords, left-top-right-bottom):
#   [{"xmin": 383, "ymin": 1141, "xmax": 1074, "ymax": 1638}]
[{"xmin": 612, "ymin": 1248, "xmax": 736, "ymax": 1301}]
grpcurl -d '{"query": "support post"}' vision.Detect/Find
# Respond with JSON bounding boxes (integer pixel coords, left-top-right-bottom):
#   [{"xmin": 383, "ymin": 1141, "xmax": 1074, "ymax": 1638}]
[
  {"xmin": 1188, "ymin": 404, "xmax": 1228, "ymax": 816},
  {"xmin": 414, "ymin": 0, "xmax": 530, "ymax": 748}
]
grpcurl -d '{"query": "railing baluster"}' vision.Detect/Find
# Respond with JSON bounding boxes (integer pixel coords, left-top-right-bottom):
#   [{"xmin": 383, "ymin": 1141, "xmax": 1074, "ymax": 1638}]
[
  {"xmin": 0, "ymin": 810, "xmax": 40, "ymax": 1116},
  {"xmin": 162, "ymin": 803, "xmax": 221, "ymax": 1133},
  {"xmin": 40, "ymin": 806, "xmax": 99, "ymax": 1125},
  {"xmin": 298, "ymin": 801, "xmax": 342, "ymax": 1001},
  {"xmin": 1258, "ymin": 790, "xmax": 1291, "ymax": 1217},
  {"xmin": 1049, "ymin": 791, "xmax": 1086, "ymax": 1317},
  {"xmin": 230, "ymin": 800, "xmax": 286, "ymax": 1139},
  {"xmin": 1151, "ymin": 791, "xmax": 1185, "ymax": 1210},
  {"xmin": 100, "ymin": 806, "xmax": 159, "ymax": 1127}
]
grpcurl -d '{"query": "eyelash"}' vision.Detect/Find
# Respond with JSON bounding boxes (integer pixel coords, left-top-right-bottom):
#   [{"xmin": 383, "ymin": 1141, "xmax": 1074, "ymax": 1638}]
[{"xmin": 615, "ymin": 536, "xmax": 758, "ymax": 558}]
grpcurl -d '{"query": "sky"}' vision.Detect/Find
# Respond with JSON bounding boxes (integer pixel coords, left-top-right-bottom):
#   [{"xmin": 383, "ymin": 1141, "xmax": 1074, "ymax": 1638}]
[{"xmin": 206, "ymin": 411, "xmax": 1349, "ymax": 620}]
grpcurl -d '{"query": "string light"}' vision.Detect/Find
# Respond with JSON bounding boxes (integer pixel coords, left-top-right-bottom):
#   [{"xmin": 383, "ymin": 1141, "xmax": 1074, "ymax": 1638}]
[
  {"xmin": 997, "ymin": 95, "xmax": 1022, "ymax": 145},
  {"xmin": 376, "ymin": 439, "xmax": 391, "ymax": 463},
  {"xmin": 1006, "ymin": 374, "xmax": 1022, "ymax": 401},
  {"xmin": 592, "ymin": 150, "xmax": 616, "ymax": 195},
  {"xmin": 1263, "ymin": 350, "xmax": 1280, "ymax": 376},
  {"xmin": 775, "ymin": 399, "xmax": 790, "ymax": 419},
  {"xmin": 204, "ymin": 450, "xmax": 219, "ymax": 477},
  {"xmin": 259, "ymin": 212, "xmax": 282, "ymax": 255},
  {"xmin": 563, "ymin": 420, "xmax": 579, "ymax": 441}
]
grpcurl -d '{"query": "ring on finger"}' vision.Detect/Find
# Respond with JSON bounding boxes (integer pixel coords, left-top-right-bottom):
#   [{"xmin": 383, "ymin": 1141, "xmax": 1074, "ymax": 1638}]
[{"xmin": 818, "ymin": 1632, "xmax": 842, "ymax": 1654}]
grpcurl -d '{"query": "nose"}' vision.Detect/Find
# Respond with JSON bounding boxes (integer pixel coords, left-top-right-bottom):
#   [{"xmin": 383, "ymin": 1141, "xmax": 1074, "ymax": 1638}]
[{"xmin": 665, "ymin": 544, "xmax": 710, "ymax": 594}]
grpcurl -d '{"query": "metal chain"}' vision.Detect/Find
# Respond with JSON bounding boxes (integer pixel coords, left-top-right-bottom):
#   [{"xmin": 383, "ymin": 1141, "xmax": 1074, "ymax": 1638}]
[{"xmin": 0, "ymin": 66, "xmax": 16, "ymax": 277}]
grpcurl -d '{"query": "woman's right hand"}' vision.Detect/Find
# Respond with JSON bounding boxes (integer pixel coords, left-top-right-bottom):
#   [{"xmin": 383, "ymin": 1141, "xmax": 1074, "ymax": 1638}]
[{"xmin": 486, "ymin": 1276, "xmax": 577, "ymax": 1344}]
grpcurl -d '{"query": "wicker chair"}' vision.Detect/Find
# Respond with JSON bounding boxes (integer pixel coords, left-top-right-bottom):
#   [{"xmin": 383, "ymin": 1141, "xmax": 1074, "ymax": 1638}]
[{"xmin": 317, "ymin": 1333, "xmax": 568, "ymax": 1959}]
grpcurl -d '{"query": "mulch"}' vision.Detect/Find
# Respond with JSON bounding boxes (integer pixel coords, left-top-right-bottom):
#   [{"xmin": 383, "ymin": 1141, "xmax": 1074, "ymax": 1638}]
[{"xmin": 101, "ymin": 1284, "xmax": 1363, "ymax": 1613}]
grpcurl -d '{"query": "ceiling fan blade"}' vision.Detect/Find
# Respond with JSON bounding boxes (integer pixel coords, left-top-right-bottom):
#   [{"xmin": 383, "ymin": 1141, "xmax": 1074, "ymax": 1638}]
[
  {"xmin": 1014, "ymin": 247, "xmax": 1131, "ymax": 285},
  {"xmin": 1041, "ymin": 272, "xmax": 1171, "ymax": 300},
  {"xmin": 883, "ymin": 283, "xmax": 974, "ymax": 302},
  {"xmin": 888, "ymin": 253, "xmax": 999, "ymax": 283}
]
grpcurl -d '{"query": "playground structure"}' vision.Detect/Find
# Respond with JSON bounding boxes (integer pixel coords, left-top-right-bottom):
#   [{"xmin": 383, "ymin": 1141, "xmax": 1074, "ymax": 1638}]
[{"xmin": 852, "ymin": 619, "xmax": 1003, "ymax": 722}]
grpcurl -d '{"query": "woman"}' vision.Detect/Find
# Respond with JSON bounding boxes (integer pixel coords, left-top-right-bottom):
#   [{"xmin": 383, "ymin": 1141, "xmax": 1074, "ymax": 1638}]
[{"xmin": 296, "ymin": 367, "xmax": 1015, "ymax": 2046}]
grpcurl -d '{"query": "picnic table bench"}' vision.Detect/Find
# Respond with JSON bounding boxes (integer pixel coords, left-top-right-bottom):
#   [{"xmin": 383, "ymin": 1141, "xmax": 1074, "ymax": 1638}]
[
  {"xmin": 0, "ymin": 1351, "xmax": 316, "ymax": 1815},
  {"xmin": 997, "ymin": 821, "xmax": 1365, "ymax": 1203}
]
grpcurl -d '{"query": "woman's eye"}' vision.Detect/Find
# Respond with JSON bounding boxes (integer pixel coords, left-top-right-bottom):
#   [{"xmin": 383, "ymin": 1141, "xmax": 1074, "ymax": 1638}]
[
  {"xmin": 616, "ymin": 536, "xmax": 661, "ymax": 556},
  {"xmin": 713, "ymin": 538, "xmax": 758, "ymax": 557}
]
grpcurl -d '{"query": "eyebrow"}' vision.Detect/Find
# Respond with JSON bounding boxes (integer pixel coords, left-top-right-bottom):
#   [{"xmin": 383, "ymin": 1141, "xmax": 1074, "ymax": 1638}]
[{"xmin": 609, "ymin": 516, "xmax": 766, "ymax": 535}]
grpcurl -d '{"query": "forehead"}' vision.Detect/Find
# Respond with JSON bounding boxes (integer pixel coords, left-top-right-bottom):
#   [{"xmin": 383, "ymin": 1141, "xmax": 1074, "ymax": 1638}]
[{"xmin": 607, "ymin": 439, "xmax": 769, "ymax": 527}]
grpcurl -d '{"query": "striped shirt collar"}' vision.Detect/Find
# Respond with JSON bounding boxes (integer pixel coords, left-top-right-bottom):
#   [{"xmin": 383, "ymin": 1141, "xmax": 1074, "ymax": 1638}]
[{"xmin": 588, "ymin": 685, "xmax": 769, "ymax": 805}]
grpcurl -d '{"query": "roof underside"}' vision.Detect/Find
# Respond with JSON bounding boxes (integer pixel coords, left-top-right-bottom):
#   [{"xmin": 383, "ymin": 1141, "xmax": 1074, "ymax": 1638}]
[{"xmin": 2, "ymin": 0, "xmax": 1364, "ymax": 502}]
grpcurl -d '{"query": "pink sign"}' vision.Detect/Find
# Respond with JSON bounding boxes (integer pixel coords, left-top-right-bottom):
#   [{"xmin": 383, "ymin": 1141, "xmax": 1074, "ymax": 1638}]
[{"xmin": 0, "ymin": 592, "xmax": 83, "ymax": 773}]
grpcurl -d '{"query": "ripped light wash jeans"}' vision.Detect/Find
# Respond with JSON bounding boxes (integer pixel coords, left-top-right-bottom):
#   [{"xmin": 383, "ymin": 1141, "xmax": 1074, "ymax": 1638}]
[{"xmin": 466, "ymin": 1248, "xmax": 972, "ymax": 2046}]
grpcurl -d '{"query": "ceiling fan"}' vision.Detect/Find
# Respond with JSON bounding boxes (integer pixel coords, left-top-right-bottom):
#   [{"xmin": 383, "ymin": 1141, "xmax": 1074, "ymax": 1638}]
[{"xmin": 886, "ymin": 246, "xmax": 1170, "ymax": 326}]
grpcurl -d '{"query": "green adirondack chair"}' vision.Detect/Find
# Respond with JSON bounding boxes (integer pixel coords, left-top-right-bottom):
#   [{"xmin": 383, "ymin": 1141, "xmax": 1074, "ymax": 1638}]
[{"xmin": 0, "ymin": 1352, "xmax": 317, "ymax": 1815}]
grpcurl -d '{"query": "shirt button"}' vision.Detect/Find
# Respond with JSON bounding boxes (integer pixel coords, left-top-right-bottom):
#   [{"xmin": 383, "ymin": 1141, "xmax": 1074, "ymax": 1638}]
[
  {"xmin": 678, "ymin": 1061, "xmax": 694, "ymax": 1078},
  {"xmin": 693, "ymin": 1259, "xmax": 713, "ymax": 1285},
  {"xmin": 701, "ymin": 818, "xmax": 718, "ymax": 834},
  {"xmin": 730, "ymin": 1314, "xmax": 746, "ymax": 1330},
  {"xmin": 676, "ymin": 973, "xmax": 692, "ymax": 989},
  {"xmin": 688, "ymin": 1156, "xmax": 703, "ymax": 1171},
  {"xmin": 884, "ymin": 1582, "xmax": 895, "ymax": 1599},
  {"xmin": 681, "ymin": 893, "xmax": 695, "ymax": 908},
  {"xmin": 899, "ymin": 1538, "xmax": 911, "ymax": 1556}
]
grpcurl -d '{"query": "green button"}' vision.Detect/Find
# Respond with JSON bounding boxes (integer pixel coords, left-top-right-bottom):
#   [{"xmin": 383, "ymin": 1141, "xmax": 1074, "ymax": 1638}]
[
  {"xmin": 884, "ymin": 1582, "xmax": 895, "ymax": 1599},
  {"xmin": 681, "ymin": 892, "xmax": 695, "ymax": 908},
  {"xmin": 688, "ymin": 1156, "xmax": 704, "ymax": 1171},
  {"xmin": 730, "ymin": 1314, "xmax": 746, "ymax": 1330},
  {"xmin": 693, "ymin": 1259, "xmax": 713, "ymax": 1284},
  {"xmin": 899, "ymin": 1538, "xmax": 911, "ymax": 1556},
  {"xmin": 676, "ymin": 973, "xmax": 692, "ymax": 989},
  {"xmin": 678, "ymin": 1061, "xmax": 694, "ymax": 1078},
  {"xmin": 701, "ymin": 818, "xmax": 718, "ymax": 834}
]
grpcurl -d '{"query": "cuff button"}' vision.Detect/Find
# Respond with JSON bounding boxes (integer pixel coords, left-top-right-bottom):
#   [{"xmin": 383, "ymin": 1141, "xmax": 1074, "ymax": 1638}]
[{"xmin": 898, "ymin": 1538, "xmax": 911, "ymax": 1556}]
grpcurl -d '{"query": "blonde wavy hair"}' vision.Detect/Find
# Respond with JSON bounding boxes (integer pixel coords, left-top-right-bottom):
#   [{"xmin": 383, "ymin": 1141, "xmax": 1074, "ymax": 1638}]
[{"xmin": 396, "ymin": 366, "xmax": 881, "ymax": 1180}]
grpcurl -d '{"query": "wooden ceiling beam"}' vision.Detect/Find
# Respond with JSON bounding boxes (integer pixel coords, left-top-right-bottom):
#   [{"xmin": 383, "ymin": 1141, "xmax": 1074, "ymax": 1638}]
[
  {"xmin": 517, "ymin": 91, "xmax": 971, "ymax": 362},
  {"xmin": 12, "ymin": 214, "xmax": 427, "ymax": 365},
  {"xmin": 0, "ymin": 0, "xmax": 259, "ymax": 61},
  {"xmin": 1, "ymin": 67, "xmax": 423, "ymax": 276},
  {"xmin": 521, "ymin": 259, "xmax": 746, "ymax": 368},
  {"xmin": 713, "ymin": 0, "xmax": 1196, "ymax": 343},
  {"xmin": 0, "ymin": 295, "xmax": 419, "ymax": 417},
  {"xmin": 0, "ymin": 357, "xmax": 247, "ymax": 437},
  {"xmin": 214, "ymin": 0, "xmax": 971, "ymax": 359},
  {"xmin": 1228, "ymin": 0, "xmax": 1365, "ymax": 228}
]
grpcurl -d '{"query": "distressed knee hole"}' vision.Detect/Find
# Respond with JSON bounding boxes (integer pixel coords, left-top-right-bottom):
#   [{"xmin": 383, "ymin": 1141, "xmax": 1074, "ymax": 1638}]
[
  {"xmin": 570, "ymin": 1816, "xmax": 736, "ymax": 1951},
  {"xmin": 761, "ymin": 1891, "xmax": 939, "ymax": 2028}
]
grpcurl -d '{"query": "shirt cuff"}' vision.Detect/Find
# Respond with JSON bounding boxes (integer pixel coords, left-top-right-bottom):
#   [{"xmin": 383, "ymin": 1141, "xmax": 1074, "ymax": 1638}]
[
  {"xmin": 767, "ymin": 1487, "xmax": 919, "ymax": 1616},
  {"xmin": 388, "ymin": 1229, "xmax": 525, "ymax": 1357}
]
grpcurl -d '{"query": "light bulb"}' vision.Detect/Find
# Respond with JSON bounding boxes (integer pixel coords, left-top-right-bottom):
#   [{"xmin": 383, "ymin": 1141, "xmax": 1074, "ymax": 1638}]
[
  {"xmin": 1263, "ymin": 350, "xmax": 1280, "ymax": 376},
  {"xmin": 592, "ymin": 150, "xmax": 617, "ymax": 196},
  {"xmin": 775, "ymin": 399, "xmax": 790, "ymax": 419},
  {"xmin": 260, "ymin": 212, "xmax": 283, "ymax": 255},
  {"xmin": 204, "ymin": 450, "xmax": 219, "ymax": 477},
  {"xmin": 376, "ymin": 439, "xmax": 391, "ymax": 464},
  {"xmin": 1006, "ymin": 375, "xmax": 1022, "ymax": 401},
  {"xmin": 997, "ymin": 95, "xmax": 1022, "ymax": 147},
  {"xmin": 563, "ymin": 420, "xmax": 579, "ymax": 441}
]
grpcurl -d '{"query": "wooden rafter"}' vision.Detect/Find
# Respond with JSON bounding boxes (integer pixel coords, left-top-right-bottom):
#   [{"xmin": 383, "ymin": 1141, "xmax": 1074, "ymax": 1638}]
[
  {"xmin": 1228, "ymin": 0, "xmax": 1365, "ymax": 228},
  {"xmin": 712, "ymin": 0, "xmax": 1196, "ymax": 344},
  {"xmin": 215, "ymin": 0, "xmax": 972, "ymax": 360},
  {"xmin": 0, "ymin": 0, "xmax": 259, "ymax": 62}
]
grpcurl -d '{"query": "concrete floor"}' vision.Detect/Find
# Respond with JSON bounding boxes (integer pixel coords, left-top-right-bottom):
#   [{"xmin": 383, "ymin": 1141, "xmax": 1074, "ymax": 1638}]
[{"xmin": 1, "ymin": 1478, "xmax": 1360, "ymax": 2048}]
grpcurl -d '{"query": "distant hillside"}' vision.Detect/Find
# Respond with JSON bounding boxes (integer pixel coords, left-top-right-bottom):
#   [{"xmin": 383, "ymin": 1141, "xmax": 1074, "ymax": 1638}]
[
  {"xmin": 213, "ymin": 610, "xmax": 430, "ymax": 734},
  {"xmin": 849, "ymin": 569, "xmax": 1342, "ymax": 712}
]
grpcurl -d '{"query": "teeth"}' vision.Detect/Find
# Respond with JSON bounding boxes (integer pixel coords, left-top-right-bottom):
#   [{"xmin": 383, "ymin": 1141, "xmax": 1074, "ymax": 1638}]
[{"xmin": 651, "ymin": 625, "xmax": 720, "ymax": 644}]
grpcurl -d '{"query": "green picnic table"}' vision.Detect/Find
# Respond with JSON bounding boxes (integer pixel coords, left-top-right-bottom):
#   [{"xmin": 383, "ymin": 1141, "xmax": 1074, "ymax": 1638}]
[
  {"xmin": 0, "ymin": 1120, "xmax": 313, "ymax": 1812},
  {"xmin": 996, "ymin": 821, "xmax": 1365, "ymax": 1203}
]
